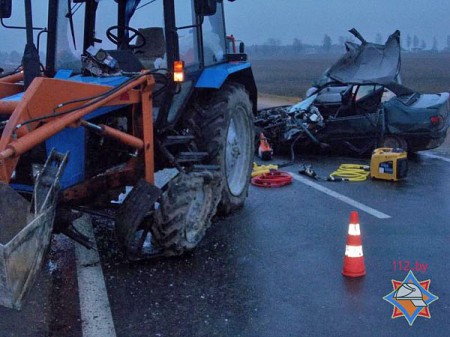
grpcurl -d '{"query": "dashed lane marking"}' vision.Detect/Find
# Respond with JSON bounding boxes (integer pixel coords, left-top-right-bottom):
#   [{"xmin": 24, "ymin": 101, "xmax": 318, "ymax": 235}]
[
  {"xmin": 290, "ymin": 173, "xmax": 391, "ymax": 219},
  {"xmin": 74, "ymin": 215, "xmax": 117, "ymax": 337}
]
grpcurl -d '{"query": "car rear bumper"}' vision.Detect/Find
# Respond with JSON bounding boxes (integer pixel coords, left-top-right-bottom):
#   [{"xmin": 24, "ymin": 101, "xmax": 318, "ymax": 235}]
[{"xmin": 405, "ymin": 128, "xmax": 448, "ymax": 151}]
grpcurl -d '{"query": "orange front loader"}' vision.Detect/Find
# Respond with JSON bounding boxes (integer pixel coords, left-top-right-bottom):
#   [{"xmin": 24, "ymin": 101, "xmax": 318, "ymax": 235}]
[
  {"xmin": 0, "ymin": 71, "xmax": 156, "ymax": 185},
  {"xmin": 0, "ymin": 70, "xmax": 157, "ymax": 309}
]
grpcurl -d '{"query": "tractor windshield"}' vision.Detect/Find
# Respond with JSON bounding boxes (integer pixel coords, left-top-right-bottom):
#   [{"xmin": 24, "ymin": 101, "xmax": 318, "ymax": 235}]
[
  {"xmin": 54, "ymin": 1, "xmax": 84, "ymax": 72},
  {"xmin": 0, "ymin": 1, "xmax": 227, "ymax": 76},
  {"xmin": 53, "ymin": 0, "xmax": 170, "ymax": 73},
  {"xmin": 53, "ymin": 0, "xmax": 226, "ymax": 75}
]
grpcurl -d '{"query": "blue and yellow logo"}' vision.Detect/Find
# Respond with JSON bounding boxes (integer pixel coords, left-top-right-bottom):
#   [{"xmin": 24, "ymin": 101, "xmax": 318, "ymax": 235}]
[{"xmin": 383, "ymin": 270, "xmax": 438, "ymax": 326}]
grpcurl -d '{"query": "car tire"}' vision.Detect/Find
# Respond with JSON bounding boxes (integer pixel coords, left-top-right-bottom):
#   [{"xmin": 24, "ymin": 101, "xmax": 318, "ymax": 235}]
[{"xmin": 379, "ymin": 135, "xmax": 408, "ymax": 152}]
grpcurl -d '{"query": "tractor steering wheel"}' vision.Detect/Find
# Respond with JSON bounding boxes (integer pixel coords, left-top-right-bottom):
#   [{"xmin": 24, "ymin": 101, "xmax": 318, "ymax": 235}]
[{"xmin": 106, "ymin": 26, "xmax": 146, "ymax": 49}]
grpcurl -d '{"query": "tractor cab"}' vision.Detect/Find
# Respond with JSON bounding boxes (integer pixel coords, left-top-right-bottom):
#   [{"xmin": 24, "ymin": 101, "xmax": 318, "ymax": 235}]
[
  {"xmin": 1, "ymin": 0, "xmax": 249, "ymax": 128},
  {"xmin": 49, "ymin": 0, "xmax": 230, "ymax": 127},
  {"xmin": 51, "ymin": 0, "xmax": 227, "ymax": 73}
]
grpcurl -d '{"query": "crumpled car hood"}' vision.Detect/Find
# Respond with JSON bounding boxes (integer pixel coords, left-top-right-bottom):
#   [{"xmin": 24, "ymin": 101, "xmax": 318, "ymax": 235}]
[{"xmin": 326, "ymin": 30, "xmax": 401, "ymax": 85}]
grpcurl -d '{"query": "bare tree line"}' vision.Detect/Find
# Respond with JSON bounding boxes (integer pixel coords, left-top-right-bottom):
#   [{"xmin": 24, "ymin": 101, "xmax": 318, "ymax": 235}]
[{"xmin": 247, "ymin": 33, "xmax": 450, "ymax": 57}]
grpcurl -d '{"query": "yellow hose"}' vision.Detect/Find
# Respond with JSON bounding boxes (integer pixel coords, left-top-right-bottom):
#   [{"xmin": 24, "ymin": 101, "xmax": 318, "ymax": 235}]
[
  {"xmin": 252, "ymin": 162, "xmax": 279, "ymax": 177},
  {"xmin": 329, "ymin": 164, "xmax": 370, "ymax": 182}
]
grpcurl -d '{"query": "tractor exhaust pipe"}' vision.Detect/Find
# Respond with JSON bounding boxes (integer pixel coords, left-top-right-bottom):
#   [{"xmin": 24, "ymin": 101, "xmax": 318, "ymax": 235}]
[{"xmin": 22, "ymin": 0, "xmax": 41, "ymax": 89}]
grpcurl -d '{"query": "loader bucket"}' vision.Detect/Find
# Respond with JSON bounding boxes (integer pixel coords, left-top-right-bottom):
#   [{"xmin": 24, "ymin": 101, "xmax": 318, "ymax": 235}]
[{"xmin": 0, "ymin": 150, "xmax": 67, "ymax": 310}]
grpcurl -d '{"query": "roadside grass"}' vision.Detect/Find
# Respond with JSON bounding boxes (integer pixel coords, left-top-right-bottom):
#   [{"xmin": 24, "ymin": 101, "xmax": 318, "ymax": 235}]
[{"xmin": 251, "ymin": 53, "xmax": 450, "ymax": 98}]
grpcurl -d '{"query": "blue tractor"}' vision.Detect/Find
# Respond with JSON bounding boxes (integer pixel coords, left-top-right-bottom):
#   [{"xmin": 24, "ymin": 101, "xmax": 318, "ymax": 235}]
[{"xmin": 0, "ymin": 0, "xmax": 256, "ymax": 309}]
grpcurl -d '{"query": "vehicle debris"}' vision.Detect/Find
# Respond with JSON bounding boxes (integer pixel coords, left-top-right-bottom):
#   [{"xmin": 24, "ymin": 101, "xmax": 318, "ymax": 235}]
[{"xmin": 255, "ymin": 29, "xmax": 450, "ymax": 155}]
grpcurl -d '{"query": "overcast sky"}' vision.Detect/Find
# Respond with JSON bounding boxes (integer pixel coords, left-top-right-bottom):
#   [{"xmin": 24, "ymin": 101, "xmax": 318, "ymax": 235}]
[
  {"xmin": 224, "ymin": 0, "xmax": 450, "ymax": 48},
  {"xmin": 1, "ymin": 0, "xmax": 449, "ymax": 53}
]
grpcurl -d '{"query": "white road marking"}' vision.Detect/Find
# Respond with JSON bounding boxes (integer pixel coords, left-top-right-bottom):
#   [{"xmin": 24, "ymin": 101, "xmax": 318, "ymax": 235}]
[
  {"xmin": 74, "ymin": 214, "xmax": 117, "ymax": 337},
  {"xmin": 290, "ymin": 173, "xmax": 391, "ymax": 219},
  {"xmin": 421, "ymin": 152, "xmax": 450, "ymax": 163}
]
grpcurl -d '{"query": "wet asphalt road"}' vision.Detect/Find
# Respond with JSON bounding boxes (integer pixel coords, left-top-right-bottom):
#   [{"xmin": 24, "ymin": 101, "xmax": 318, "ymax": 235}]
[{"xmin": 1, "ymin": 149, "xmax": 450, "ymax": 337}]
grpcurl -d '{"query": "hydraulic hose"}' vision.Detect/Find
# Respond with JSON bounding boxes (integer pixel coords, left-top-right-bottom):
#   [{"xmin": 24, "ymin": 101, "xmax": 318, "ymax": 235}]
[
  {"xmin": 328, "ymin": 164, "xmax": 370, "ymax": 182},
  {"xmin": 252, "ymin": 162, "xmax": 278, "ymax": 177}
]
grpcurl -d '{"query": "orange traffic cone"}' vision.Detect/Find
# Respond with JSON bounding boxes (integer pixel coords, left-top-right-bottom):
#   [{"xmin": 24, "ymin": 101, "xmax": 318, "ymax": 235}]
[
  {"xmin": 342, "ymin": 211, "xmax": 366, "ymax": 277},
  {"xmin": 258, "ymin": 133, "xmax": 273, "ymax": 161}
]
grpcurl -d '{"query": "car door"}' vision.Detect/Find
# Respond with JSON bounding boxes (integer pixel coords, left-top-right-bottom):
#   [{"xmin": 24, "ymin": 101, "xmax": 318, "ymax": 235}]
[{"xmin": 323, "ymin": 84, "xmax": 384, "ymax": 141}]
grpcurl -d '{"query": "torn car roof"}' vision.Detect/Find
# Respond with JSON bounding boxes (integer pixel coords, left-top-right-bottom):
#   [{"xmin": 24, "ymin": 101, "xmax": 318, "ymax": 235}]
[{"xmin": 326, "ymin": 29, "xmax": 401, "ymax": 85}]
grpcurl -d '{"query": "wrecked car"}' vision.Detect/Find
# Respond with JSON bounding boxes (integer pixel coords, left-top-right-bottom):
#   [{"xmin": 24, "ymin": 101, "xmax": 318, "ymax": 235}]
[{"xmin": 255, "ymin": 29, "xmax": 449, "ymax": 154}]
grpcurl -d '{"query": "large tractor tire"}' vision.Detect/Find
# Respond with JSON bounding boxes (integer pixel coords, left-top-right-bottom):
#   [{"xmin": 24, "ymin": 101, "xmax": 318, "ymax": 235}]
[
  {"xmin": 151, "ymin": 171, "xmax": 220, "ymax": 256},
  {"xmin": 188, "ymin": 83, "xmax": 254, "ymax": 215}
]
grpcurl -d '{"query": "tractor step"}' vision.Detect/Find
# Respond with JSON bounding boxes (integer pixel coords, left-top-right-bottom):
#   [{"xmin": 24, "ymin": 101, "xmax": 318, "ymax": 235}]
[
  {"xmin": 162, "ymin": 135, "xmax": 195, "ymax": 146},
  {"xmin": 176, "ymin": 152, "xmax": 209, "ymax": 163},
  {"xmin": 192, "ymin": 164, "xmax": 221, "ymax": 171}
]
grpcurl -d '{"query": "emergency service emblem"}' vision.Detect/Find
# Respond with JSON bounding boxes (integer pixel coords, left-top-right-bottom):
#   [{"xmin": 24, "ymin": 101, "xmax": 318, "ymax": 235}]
[{"xmin": 383, "ymin": 270, "xmax": 438, "ymax": 326}]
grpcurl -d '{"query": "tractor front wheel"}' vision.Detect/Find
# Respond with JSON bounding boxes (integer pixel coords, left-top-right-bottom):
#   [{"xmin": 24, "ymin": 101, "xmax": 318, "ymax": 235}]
[{"xmin": 151, "ymin": 171, "xmax": 219, "ymax": 256}]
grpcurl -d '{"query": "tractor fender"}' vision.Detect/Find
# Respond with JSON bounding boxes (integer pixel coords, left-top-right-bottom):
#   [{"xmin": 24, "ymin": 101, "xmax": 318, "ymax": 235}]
[{"xmin": 195, "ymin": 62, "xmax": 257, "ymax": 114}]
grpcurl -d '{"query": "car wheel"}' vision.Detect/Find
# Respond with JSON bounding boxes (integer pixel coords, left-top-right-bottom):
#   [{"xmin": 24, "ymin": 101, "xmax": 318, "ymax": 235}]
[{"xmin": 379, "ymin": 135, "xmax": 408, "ymax": 152}]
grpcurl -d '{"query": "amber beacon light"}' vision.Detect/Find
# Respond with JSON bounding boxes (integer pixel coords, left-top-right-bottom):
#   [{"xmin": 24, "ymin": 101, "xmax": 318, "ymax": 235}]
[{"xmin": 173, "ymin": 61, "xmax": 185, "ymax": 82}]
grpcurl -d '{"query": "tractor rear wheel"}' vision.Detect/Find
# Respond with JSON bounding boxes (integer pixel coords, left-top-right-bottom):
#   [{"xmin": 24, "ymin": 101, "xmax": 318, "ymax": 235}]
[{"xmin": 188, "ymin": 83, "xmax": 254, "ymax": 215}]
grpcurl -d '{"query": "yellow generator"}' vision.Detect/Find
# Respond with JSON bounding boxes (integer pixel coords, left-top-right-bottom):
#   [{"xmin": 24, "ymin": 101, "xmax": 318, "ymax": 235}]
[{"xmin": 370, "ymin": 148, "xmax": 408, "ymax": 181}]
